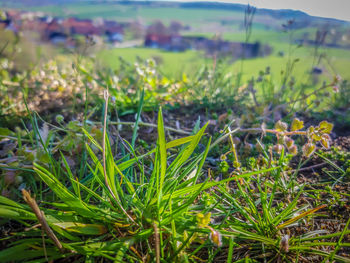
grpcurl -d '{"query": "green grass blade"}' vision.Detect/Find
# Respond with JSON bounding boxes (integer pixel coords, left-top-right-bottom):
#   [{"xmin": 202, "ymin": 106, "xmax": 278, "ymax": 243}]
[
  {"xmin": 52, "ymin": 222, "xmax": 108, "ymax": 235},
  {"xmin": 0, "ymin": 205, "xmax": 36, "ymax": 220},
  {"xmin": 152, "ymin": 167, "xmax": 278, "ymax": 205},
  {"xmin": 131, "ymin": 87, "xmax": 144, "ymax": 148},
  {"xmin": 34, "ymin": 163, "xmax": 96, "ymax": 218},
  {"xmin": 157, "ymin": 108, "xmax": 167, "ymax": 192},
  {"xmin": 272, "ymin": 186, "xmax": 305, "ymax": 226}
]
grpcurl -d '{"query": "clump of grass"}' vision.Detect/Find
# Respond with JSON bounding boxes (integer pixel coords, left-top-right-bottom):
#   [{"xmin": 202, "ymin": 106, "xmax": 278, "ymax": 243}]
[{"xmin": 1, "ymin": 99, "xmax": 349, "ymax": 262}]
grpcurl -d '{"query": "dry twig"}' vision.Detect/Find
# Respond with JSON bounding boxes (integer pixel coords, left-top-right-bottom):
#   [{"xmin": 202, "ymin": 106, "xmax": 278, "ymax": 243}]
[{"xmin": 22, "ymin": 189, "xmax": 64, "ymax": 252}]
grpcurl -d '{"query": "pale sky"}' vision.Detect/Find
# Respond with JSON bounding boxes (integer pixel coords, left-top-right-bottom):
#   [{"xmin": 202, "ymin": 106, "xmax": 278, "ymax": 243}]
[{"xmin": 176, "ymin": 0, "xmax": 350, "ymax": 22}]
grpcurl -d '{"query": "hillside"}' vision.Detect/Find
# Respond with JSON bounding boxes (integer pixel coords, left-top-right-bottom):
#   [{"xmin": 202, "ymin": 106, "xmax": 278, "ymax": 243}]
[{"xmin": 1, "ymin": 0, "xmax": 349, "ymax": 27}]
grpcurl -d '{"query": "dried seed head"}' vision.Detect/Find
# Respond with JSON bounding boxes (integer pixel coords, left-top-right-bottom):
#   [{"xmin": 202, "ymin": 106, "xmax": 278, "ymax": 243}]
[
  {"xmin": 275, "ymin": 120, "xmax": 288, "ymax": 132},
  {"xmin": 332, "ymin": 85, "xmax": 339, "ymax": 93},
  {"xmin": 55, "ymin": 114, "xmax": 64, "ymax": 123},
  {"xmin": 334, "ymin": 74, "xmax": 342, "ymax": 84},
  {"xmin": 255, "ymin": 142, "xmax": 264, "ymax": 153},
  {"xmin": 302, "ymin": 143, "xmax": 316, "ymax": 157},
  {"xmin": 273, "ymin": 144, "xmax": 284, "ymax": 154},
  {"xmin": 280, "ymin": 235, "xmax": 289, "ymax": 252},
  {"xmin": 233, "ymin": 137, "xmax": 241, "ymax": 146},
  {"xmin": 284, "ymin": 137, "xmax": 294, "ymax": 148},
  {"xmin": 244, "ymin": 143, "xmax": 253, "ymax": 154},
  {"xmin": 209, "ymin": 229, "xmax": 222, "ymax": 247},
  {"xmin": 4, "ymin": 170, "xmax": 16, "ymax": 185},
  {"xmin": 220, "ymin": 154, "xmax": 227, "ymax": 161},
  {"xmin": 288, "ymin": 145, "xmax": 298, "ymax": 156}
]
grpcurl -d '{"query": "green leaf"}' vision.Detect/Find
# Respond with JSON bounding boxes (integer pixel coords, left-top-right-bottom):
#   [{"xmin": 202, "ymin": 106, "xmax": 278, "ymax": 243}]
[
  {"xmin": 288, "ymin": 247, "xmax": 350, "ymax": 263},
  {"xmin": 197, "ymin": 212, "xmax": 211, "ymax": 227},
  {"xmin": 0, "ymin": 128, "xmax": 12, "ymax": 137},
  {"xmin": 220, "ymin": 227, "xmax": 275, "ymax": 244},
  {"xmin": 318, "ymin": 121, "xmax": 333, "ymax": 134},
  {"xmin": 291, "ymin": 118, "xmax": 304, "ymax": 131}
]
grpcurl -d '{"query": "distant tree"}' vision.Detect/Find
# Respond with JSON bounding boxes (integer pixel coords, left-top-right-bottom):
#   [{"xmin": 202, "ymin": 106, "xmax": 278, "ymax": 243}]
[
  {"xmin": 168, "ymin": 20, "xmax": 183, "ymax": 34},
  {"xmin": 129, "ymin": 20, "xmax": 145, "ymax": 39},
  {"xmin": 302, "ymin": 32, "xmax": 310, "ymax": 43},
  {"xmin": 330, "ymin": 28, "xmax": 342, "ymax": 45},
  {"xmin": 147, "ymin": 20, "xmax": 168, "ymax": 35}
]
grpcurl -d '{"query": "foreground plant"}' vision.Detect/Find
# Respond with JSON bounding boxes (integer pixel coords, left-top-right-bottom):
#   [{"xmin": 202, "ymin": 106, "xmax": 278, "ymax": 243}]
[{"xmin": 0, "ymin": 105, "xmax": 349, "ymax": 262}]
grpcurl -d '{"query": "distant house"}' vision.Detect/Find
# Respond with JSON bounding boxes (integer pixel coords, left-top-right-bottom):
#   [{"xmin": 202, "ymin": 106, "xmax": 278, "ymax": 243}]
[
  {"xmin": 145, "ymin": 33, "xmax": 170, "ymax": 49},
  {"xmin": 311, "ymin": 67, "xmax": 323, "ymax": 74},
  {"xmin": 144, "ymin": 33, "xmax": 188, "ymax": 51},
  {"xmin": 104, "ymin": 20, "xmax": 124, "ymax": 43},
  {"xmin": 0, "ymin": 9, "xmax": 126, "ymax": 46},
  {"xmin": 48, "ymin": 32, "xmax": 68, "ymax": 44},
  {"xmin": 5, "ymin": 10, "xmax": 21, "ymax": 21},
  {"xmin": 0, "ymin": 19, "xmax": 10, "ymax": 30},
  {"xmin": 43, "ymin": 18, "xmax": 64, "ymax": 41},
  {"xmin": 3, "ymin": 21, "xmax": 20, "ymax": 33},
  {"xmin": 21, "ymin": 18, "xmax": 48, "ymax": 34},
  {"xmin": 182, "ymin": 36, "xmax": 267, "ymax": 58},
  {"xmin": 144, "ymin": 33, "xmax": 270, "ymax": 58},
  {"xmin": 0, "ymin": 11, "xmax": 20, "ymax": 33},
  {"xmin": 106, "ymin": 30, "xmax": 123, "ymax": 42},
  {"xmin": 63, "ymin": 17, "xmax": 100, "ymax": 36}
]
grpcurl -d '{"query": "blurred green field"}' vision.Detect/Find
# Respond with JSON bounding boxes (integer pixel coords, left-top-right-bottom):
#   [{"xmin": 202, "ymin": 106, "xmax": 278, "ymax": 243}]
[
  {"xmin": 229, "ymin": 43, "xmax": 350, "ymax": 83},
  {"xmin": 96, "ymin": 43, "xmax": 350, "ymax": 85},
  {"xmin": 96, "ymin": 48, "xmax": 210, "ymax": 78}
]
